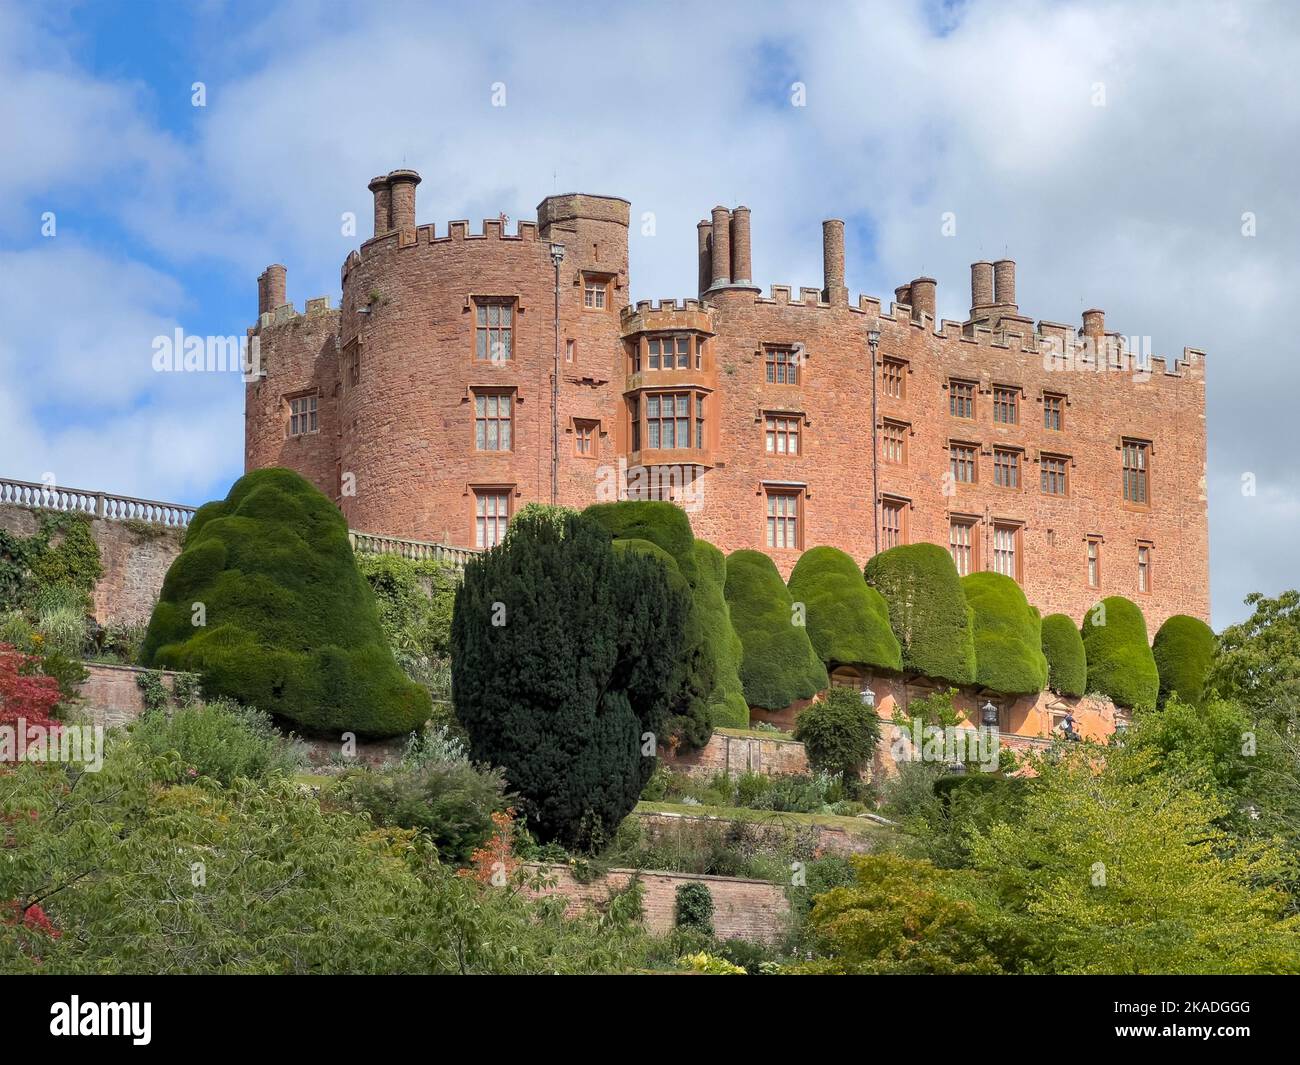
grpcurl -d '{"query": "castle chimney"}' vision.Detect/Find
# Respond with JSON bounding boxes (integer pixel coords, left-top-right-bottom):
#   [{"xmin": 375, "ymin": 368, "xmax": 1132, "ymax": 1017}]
[
  {"xmin": 730, "ymin": 206, "xmax": 753, "ymax": 286},
  {"xmin": 970, "ymin": 261, "xmax": 994, "ymax": 314},
  {"xmin": 993, "ymin": 259, "xmax": 1017, "ymax": 311},
  {"xmin": 369, "ymin": 175, "xmax": 393, "ymax": 236},
  {"xmin": 822, "ymin": 219, "xmax": 846, "ymax": 304},
  {"xmin": 910, "ymin": 276, "xmax": 937, "ymax": 322},
  {"xmin": 258, "ymin": 264, "xmax": 287, "ymax": 315},
  {"xmin": 387, "ymin": 169, "xmax": 422, "ymax": 233},
  {"xmin": 697, "ymin": 220, "xmax": 713, "ymax": 297},
  {"xmin": 710, "ymin": 206, "xmax": 732, "ymax": 289},
  {"xmin": 895, "ymin": 284, "xmax": 912, "ymax": 308},
  {"xmin": 1082, "ymin": 308, "xmax": 1106, "ymax": 343}
]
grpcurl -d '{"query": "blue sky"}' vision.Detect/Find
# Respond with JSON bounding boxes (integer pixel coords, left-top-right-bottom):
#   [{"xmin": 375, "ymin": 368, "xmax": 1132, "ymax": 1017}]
[{"xmin": 3, "ymin": 0, "xmax": 1297, "ymax": 629}]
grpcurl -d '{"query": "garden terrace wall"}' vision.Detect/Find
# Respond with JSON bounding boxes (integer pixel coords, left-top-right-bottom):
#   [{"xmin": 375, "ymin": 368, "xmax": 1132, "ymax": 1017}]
[
  {"xmin": 635, "ymin": 809, "xmax": 877, "ymax": 857},
  {"xmin": 664, "ymin": 727, "xmax": 809, "ymax": 778},
  {"xmin": 523, "ymin": 863, "xmax": 790, "ymax": 944}
]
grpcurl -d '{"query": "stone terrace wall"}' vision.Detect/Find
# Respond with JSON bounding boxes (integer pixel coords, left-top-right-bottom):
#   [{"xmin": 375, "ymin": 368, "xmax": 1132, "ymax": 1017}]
[
  {"xmin": 664, "ymin": 728, "xmax": 810, "ymax": 779},
  {"xmin": 0, "ymin": 503, "xmax": 185, "ymax": 626},
  {"xmin": 77, "ymin": 663, "xmax": 180, "ymax": 728},
  {"xmin": 524, "ymin": 863, "xmax": 790, "ymax": 944},
  {"xmin": 636, "ymin": 809, "xmax": 877, "ymax": 857}
]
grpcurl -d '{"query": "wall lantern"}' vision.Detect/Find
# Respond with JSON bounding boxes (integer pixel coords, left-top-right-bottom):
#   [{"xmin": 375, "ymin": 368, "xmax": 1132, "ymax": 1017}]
[{"xmin": 860, "ymin": 686, "xmax": 875, "ymax": 708}]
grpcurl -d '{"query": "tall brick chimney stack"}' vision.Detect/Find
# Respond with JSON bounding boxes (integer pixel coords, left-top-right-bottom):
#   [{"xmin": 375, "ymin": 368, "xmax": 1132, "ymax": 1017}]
[
  {"xmin": 970, "ymin": 261, "xmax": 994, "ymax": 316},
  {"xmin": 387, "ymin": 169, "xmax": 422, "ymax": 233},
  {"xmin": 369, "ymin": 175, "xmax": 393, "ymax": 236},
  {"xmin": 697, "ymin": 220, "xmax": 713, "ymax": 297},
  {"xmin": 909, "ymin": 276, "xmax": 937, "ymax": 322},
  {"xmin": 822, "ymin": 219, "xmax": 846, "ymax": 304},
  {"xmin": 993, "ymin": 259, "xmax": 1017, "ymax": 312},
  {"xmin": 258, "ymin": 264, "xmax": 287, "ymax": 315},
  {"xmin": 730, "ymin": 206, "xmax": 753, "ymax": 286},
  {"xmin": 895, "ymin": 283, "xmax": 912, "ymax": 307},
  {"xmin": 1082, "ymin": 308, "xmax": 1106, "ymax": 341},
  {"xmin": 710, "ymin": 206, "xmax": 732, "ymax": 289}
]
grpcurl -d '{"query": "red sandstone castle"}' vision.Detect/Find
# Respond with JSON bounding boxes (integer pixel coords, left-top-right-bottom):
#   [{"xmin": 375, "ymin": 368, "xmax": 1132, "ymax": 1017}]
[{"xmin": 245, "ymin": 168, "xmax": 1209, "ymax": 629}]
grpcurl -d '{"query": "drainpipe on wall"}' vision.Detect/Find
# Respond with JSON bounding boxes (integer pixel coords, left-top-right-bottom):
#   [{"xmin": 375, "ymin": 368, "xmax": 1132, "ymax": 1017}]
[
  {"xmin": 550, "ymin": 242, "xmax": 566, "ymax": 505},
  {"xmin": 867, "ymin": 327, "xmax": 881, "ymax": 556}
]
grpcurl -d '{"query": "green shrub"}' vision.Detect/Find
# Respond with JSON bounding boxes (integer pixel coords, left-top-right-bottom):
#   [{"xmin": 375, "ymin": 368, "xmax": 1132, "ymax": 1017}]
[
  {"xmin": 724, "ymin": 550, "xmax": 828, "ymax": 710},
  {"xmin": 27, "ymin": 514, "xmax": 102, "ymax": 603},
  {"xmin": 1152, "ymin": 614, "xmax": 1217, "ymax": 708},
  {"xmin": 584, "ymin": 501, "xmax": 748, "ymax": 733},
  {"xmin": 35, "ymin": 600, "xmax": 87, "ymax": 660},
  {"xmin": 1081, "ymin": 596, "xmax": 1159, "ymax": 709},
  {"xmin": 864, "ymin": 544, "xmax": 975, "ymax": 685},
  {"xmin": 452, "ymin": 509, "xmax": 690, "ymax": 848},
  {"xmin": 1040, "ymin": 613, "xmax": 1086, "ymax": 696},
  {"xmin": 338, "ymin": 760, "xmax": 509, "ymax": 864},
  {"xmin": 129, "ymin": 697, "xmax": 301, "ymax": 786},
  {"xmin": 787, "ymin": 546, "xmax": 901, "ymax": 672},
  {"xmin": 793, "ymin": 686, "xmax": 881, "ymax": 783},
  {"xmin": 673, "ymin": 881, "xmax": 715, "ymax": 935},
  {"xmin": 961, "ymin": 572, "xmax": 1047, "ymax": 695},
  {"xmin": 355, "ymin": 552, "xmax": 457, "ymax": 660},
  {"xmin": 139, "ymin": 469, "xmax": 431, "ymax": 738}
]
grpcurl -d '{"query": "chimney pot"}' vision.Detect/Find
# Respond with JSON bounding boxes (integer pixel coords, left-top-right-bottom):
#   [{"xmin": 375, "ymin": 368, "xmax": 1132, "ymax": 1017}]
[
  {"xmin": 909, "ymin": 276, "xmax": 937, "ymax": 322},
  {"xmin": 970, "ymin": 261, "xmax": 994, "ymax": 314},
  {"xmin": 822, "ymin": 219, "xmax": 846, "ymax": 304},
  {"xmin": 258, "ymin": 264, "xmax": 287, "ymax": 316},
  {"xmin": 368, "ymin": 175, "xmax": 392, "ymax": 236},
  {"xmin": 1082, "ymin": 308, "xmax": 1106, "ymax": 340},
  {"xmin": 730, "ymin": 206, "xmax": 753, "ymax": 286},
  {"xmin": 710, "ymin": 206, "xmax": 732, "ymax": 289},
  {"xmin": 993, "ymin": 258, "xmax": 1017, "ymax": 310},
  {"xmin": 696, "ymin": 220, "xmax": 712, "ymax": 297},
  {"xmin": 387, "ymin": 168, "xmax": 422, "ymax": 233}
]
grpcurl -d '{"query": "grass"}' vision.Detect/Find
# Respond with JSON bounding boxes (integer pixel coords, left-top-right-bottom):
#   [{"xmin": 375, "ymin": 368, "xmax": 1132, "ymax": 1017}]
[
  {"xmin": 715, "ymin": 726, "xmax": 796, "ymax": 740},
  {"xmin": 635, "ymin": 800, "xmax": 890, "ymax": 839},
  {"xmin": 293, "ymin": 772, "xmax": 336, "ymax": 789}
]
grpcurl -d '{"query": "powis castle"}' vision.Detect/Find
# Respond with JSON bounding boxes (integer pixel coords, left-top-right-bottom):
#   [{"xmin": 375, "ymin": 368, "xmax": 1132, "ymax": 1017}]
[{"xmin": 244, "ymin": 168, "xmax": 1209, "ymax": 631}]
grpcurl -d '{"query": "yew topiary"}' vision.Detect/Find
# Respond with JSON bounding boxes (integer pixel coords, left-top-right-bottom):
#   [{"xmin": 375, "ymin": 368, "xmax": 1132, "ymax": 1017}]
[
  {"xmin": 787, "ymin": 546, "xmax": 901, "ymax": 673},
  {"xmin": 1041, "ymin": 613, "xmax": 1087, "ymax": 697},
  {"xmin": 1081, "ymin": 596, "xmax": 1159, "ymax": 709},
  {"xmin": 724, "ymin": 550, "xmax": 828, "ymax": 710},
  {"xmin": 139, "ymin": 468, "xmax": 431, "ymax": 737},
  {"xmin": 1152, "ymin": 614, "xmax": 1217, "ymax": 708},
  {"xmin": 864, "ymin": 544, "xmax": 975, "ymax": 686},
  {"xmin": 961, "ymin": 572, "xmax": 1048, "ymax": 696}
]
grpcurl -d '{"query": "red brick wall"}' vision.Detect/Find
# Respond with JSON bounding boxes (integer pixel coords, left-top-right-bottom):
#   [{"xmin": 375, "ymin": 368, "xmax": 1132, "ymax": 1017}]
[
  {"xmin": 0, "ymin": 504, "xmax": 184, "ymax": 626},
  {"xmin": 523, "ymin": 862, "xmax": 790, "ymax": 943}
]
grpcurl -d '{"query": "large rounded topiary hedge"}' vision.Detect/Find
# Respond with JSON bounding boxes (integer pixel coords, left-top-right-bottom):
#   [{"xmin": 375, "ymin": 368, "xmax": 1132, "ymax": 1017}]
[
  {"xmin": 1041, "ymin": 613, "xmax": 1087, "ymax": 697},
  {"xmin": 1080, "ymin": 596, "xmax": 1159, "ymax": 709},
  {"xmin": 787, "ymin": 546, "xmax": 901, "ymax": 673},
  {"xmin": 724, "ymin": 550, "xmax": 828, "ymax": 710},
  {"xmin": 584, "ymin": 501, "xmax": 748, "ymax": 731},
  {"xmin": 961, "ymin": 571, "xmax": 1048, "ymax": 695},
  {"xmin": 140, "ymin": 468, "xmax": 431, "ymax": 737},
  {"xmin": 864, "ymin": 543, "xmax": 976, "ymax": 686},
  {"xmin": 1152, "ymin": 614, "xmax": 1217, "ymax": 707}
]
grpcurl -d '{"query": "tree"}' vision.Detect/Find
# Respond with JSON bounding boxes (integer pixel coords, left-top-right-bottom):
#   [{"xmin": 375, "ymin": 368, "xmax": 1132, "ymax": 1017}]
[
  {"xmin": 786, "ymin": 546, "xmax": 901, "ymax": 673},
  {"xmin": 793, "ymin": 686, "xmax": 881, "ymax": 785},
  {"xmin": 583, "ymin": 501, "xmax": 748, "ymax": 731},
  {"xmin": 1210, "ymin": 590, "xmax": 1300, "ymax": 726},
  {"xmin": 1080, "ymin": 596, "xmax": 1159, "ymax": 709},
  {"xmin": 1152, "ymin": 614, "xmax": 1216, "ymax": 707},
  {"xmin": 1040, "ymin": 613, "xmax": 1086, "ymax": 697},
  {"xmin": 723, "ymin": 550, "xmax": 828, "ymax": 710},
  {"xmin": 139, "ymin": 469, "xmax": 430, "ymax": 738},
  {"xmin": 961, "ymin": 572, "xmax": 1048, "ymax": 695},
  {"xmin": 972, "ymin": 745, "xmax": 1300, "ymax": 974},
  {"xmin": 864, "ymin": 544, "xmax": 975, "ymax": 685},
  {"xmin": 451, "ymin": 509, "xmax": 690, "ymax": 848},
  {"xmin": 0, "ymin": 644, "xmax": 62, "ymax": 756}
]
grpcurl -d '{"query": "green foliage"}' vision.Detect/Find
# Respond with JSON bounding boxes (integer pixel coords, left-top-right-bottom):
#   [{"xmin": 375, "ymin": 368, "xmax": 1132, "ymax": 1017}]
[
  {"xmin": 128, "ymin": 696, "xmax": 301, "ymax": 786},
  {"xmin": 864, "ymin": 544, "xmax": 975, "ymax": 685},
  {"xmin": 692, "ymin": 541, "xmax": 750, "ymax": 729},
  {"xmin": 1040, "ymin": 613, "xmax": 1086, "ymax": 697},
  {"xmin": 1080, "ymin": 596, "xmax": 1159, "ymax": 709},
  {"xmin": 793, "ymin": 686, "xmax": 881, "ymax": 783},
  {"xmin": 1210, "ymin": 590, "xmax": 1300, "ymax": 726},
  {"xmin": 338, "ymin": 760, "xmax": 510, "ymax": 864},
  {"xmin": 787, "ymin": 546, "xmax": 901, "ymax": 672},
  {"xmin": 27, "ymin": 515, "xmax": 102, "ymax": 599},
  {"xmin": 584, "ymin": 501, "xmax": 748, "ymax": 733},
  {"xmin": 452, "ymin": 509, "xmax": 690, "ymax": 848},
  {"xmin": 139, "ymin": 469, "xmax": 431, "ymax": 738},
  {"xmin": 0, "ymin": 746, "xmax": 653, "ymax": 974},
  {"xmin": 793, "ymin": 853, "xmax": 1027, "ymax": 974},
  {"xmin": 961, "ymin": 572, "xmax": 1048, "ymax": 695},
  {"xmin": 673, "ymin": 881, "xmax": 715, "ymax": 935},
  {"xmin": 355, "ymin": 552, "xmax": 457, "ymax": 661},
  {"xmin": 971, "ymin": 745, "xmax": 1300, "ymax": 974},
  {"xmin": 724, "ymin": 550, "xmax": 828, "ymax": 710},
  {"xmin": 1152, "ymin": 614, "xmax": 1216, "ymax": 708}
]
